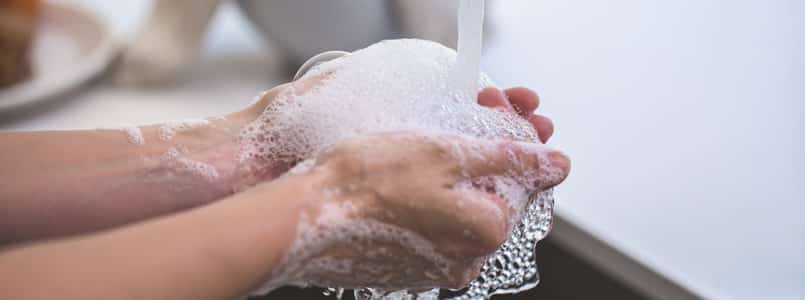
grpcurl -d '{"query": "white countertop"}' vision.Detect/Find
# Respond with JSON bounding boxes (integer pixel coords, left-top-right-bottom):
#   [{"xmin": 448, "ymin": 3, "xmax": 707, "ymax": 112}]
[{"xmin": 2, "ymin": 1, "xmax": 803, "ymax": 299}]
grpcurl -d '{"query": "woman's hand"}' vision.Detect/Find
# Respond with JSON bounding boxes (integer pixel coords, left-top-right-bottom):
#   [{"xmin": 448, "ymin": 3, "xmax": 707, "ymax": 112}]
[
  {"xmin": 0, "ymin": 78, "xmax": 571, "ymax": 298},
  {"xmin": 225, "ymin": 79, "xmax": 558, "ymax": 191},
  {"xmin": 210, "ymin": 81, "xmax": 570, "ymax": 291},
  {"xmin": 0, "ymin": 131, "xmax": 569, "ymax": 300},
  {"xmin": 265, "ymin": 131, "xmax": 569, "ymax": 290},
  {"xmin": 477, "ymin": 86, "xmax": 554, "ymax": 143}
]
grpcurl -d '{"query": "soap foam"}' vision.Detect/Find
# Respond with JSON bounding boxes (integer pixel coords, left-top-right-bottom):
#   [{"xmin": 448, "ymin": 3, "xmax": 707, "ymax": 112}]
[
  {"xmin": 240, "ymin": 38, "xmax": 558, "ymax": 299},
  {"xmin": 120, "ymin": 125, "xmax": 145, "ymax": 145},
  {"xmin": 160, "ymin": 147, "xmax": 220, "ymax": 181},
  {"xmin": 239, "ymin": 39, "xmax": 538, "ymax": 166},
  {"xmin": 252, "ymin": 201, "xmax": 455, "ymax": 295},
  {"xmin": 158, "ymin": 119, "xmax": 210, "ymax": 141}
]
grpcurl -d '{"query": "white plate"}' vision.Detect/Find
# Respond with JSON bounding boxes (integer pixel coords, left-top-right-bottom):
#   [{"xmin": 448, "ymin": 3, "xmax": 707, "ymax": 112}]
[{"xmin": 0, "ymin": 1, "xmax": 116, "ymax": 113}]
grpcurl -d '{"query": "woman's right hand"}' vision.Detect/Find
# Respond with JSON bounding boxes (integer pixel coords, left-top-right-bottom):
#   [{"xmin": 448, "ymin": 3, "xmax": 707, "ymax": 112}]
[{"xmin": 269, "ymin": 131, "xmax": 570, "ymax": 290}]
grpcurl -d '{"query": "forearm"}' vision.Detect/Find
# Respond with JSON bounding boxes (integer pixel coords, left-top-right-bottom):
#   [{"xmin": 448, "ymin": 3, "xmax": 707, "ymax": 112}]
[
  {"xmin": 0, "ymin": 112, "xmax": 261, "ymax": 244},
  {"xmin": 0, "ymin": 173, "xmax": 312, "ymax": 300}
]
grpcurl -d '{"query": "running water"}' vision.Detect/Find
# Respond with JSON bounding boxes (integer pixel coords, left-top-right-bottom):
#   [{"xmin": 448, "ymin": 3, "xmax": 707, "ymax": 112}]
[{"xmin": 454, "ymin": 0, "xmax": 485, "ymax": 95}]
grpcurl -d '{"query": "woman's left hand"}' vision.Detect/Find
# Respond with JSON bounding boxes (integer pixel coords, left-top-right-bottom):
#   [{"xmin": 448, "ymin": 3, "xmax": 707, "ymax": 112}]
[
  {"xmin": 477, "ymin": 86, "xmax": 554, "ymax": 143},
  {"xmin": 229, "ymin": 82, "xmax": 558, "ymax": 191}
]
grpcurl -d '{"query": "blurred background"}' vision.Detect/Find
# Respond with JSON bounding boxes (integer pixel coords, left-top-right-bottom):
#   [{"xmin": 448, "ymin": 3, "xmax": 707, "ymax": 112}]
[{"xmin": 1, "ymin": 0, "xmax": 803, "ymax": 299}]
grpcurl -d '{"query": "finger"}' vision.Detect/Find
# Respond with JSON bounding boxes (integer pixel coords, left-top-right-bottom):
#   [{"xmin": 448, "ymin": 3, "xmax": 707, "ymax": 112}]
[
  {"xmin": 457, "ymin": 188, "xmax": 512, "ymax": 256},
  {"xmin": 504, "ymin": 87, "xmax": 539, "ymax": 117},
  {"xmin": 528, "ymin": 114, "xmax": 554, "ymax": 143},
  {"xmin": 449, "ymin": 136, "xmax": 570, "ymax": 190},
  {"xmin": 477, "ymin": 87, "xmax": 514, "ymax": 112},
  {"xmin": 437, "ymin": 188, "xmax": 512, "ymax": 257}
]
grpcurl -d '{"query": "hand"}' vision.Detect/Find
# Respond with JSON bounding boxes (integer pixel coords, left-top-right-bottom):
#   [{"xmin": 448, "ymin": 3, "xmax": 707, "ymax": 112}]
[
  {"xmin": 0, "ymin": 131, "xmax": 570, "ymax": 300},
  {"xmin": 477, "ymin": 86, "xmax": 554, "ymax": 143},
  {"xmin": 226, "ymin": 80, "xmax": 558, "ymax": 191},
  {"xmin": 267, "ymin": 131, "xmax": 570, "ymax": 290}
]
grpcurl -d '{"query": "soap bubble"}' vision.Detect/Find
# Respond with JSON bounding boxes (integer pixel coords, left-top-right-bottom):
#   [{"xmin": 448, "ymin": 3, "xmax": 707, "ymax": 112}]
[{"xmin": 241, "ymin": 39, "xmax": 555, "ymax": 299}]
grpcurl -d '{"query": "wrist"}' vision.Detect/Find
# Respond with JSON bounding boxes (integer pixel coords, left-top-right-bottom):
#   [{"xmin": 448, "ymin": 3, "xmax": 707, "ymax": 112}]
[
  {"xmin": 220, "ymin": 109, "xmax": 287, "ymax": 192},
  {"xmin": 210, "ymin": 170, "xmax": 325, "ymax": 291},
  {"xmin": 189, "ymin": 113, "xmax": 275, "ymax": 198},
  {"xmin": 135, "ymin": 114, "xmax": 253, "ymax": 204}
]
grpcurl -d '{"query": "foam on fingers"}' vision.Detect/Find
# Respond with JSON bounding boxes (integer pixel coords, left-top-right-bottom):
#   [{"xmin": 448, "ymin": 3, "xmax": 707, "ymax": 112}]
[{"xmin": 240, "ymin": 39, "xmax": 558, "ymax": 298}]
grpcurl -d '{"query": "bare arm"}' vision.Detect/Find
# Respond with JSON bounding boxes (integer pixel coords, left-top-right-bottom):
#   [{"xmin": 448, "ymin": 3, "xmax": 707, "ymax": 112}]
[
  {"xmin": 0, "ymin": 172, "xmax": 311, "ymax": 300},
  {"xmin": 0, "ymin": 131, "xmax": 570, "ymax": 299},
  {"xmin": 0, "ymin": 78, "xmax": 557, "ymax": 246},
  {"xmin": 0, "ymin": 110, "xmax": 264, "ymax": 244},
  {"xmin": 0, "ymin": 79, "xmax": 319, "ymax": 245}
]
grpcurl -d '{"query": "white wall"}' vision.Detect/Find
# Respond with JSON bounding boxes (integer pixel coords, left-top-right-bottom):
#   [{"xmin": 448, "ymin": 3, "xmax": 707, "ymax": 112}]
[{"xmin": 484, "ymin": 0, "xmax": 803, "ymax": 299}]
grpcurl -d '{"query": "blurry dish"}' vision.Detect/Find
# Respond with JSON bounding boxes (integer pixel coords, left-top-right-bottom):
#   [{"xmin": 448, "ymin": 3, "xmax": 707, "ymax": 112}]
[
  {"xmin": 239, "ymin": 0, "xmax": 393, "ymax": 64},
  {"xmin": 0, "ymin": 1, "xmax": 116, "ymax": 113}
]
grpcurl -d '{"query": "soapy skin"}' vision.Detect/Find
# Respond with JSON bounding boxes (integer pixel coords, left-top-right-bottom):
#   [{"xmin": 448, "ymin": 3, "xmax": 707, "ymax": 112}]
[
  {"xmin": 258, "ymin": 132, "xmax": 567, "ymax": 292},
  {"xmin": 238, "ymin": 39, "xmax": 565, "ymax": 297},
  {"xmin": 0, "ymin": 78, "xmax": 568, "ymax": 299}
]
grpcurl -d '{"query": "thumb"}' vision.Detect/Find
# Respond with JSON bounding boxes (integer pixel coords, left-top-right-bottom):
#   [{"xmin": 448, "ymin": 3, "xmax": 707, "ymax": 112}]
[{"xmin": 457, "ymin": 137, "xmax": 571, "ymax": 190}]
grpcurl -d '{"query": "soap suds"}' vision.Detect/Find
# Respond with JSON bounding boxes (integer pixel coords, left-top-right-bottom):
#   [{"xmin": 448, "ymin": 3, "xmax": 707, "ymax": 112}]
[
  {"xmin": 253, "ymin": 202, "xmax": 455, "ymax": 295},
  {"xmin": 238, "ymin": 39, "xmax": 534, "ymax": 166},
  {"xmin": 158, "ymin": 119, "xmax": 210, "ymax": 141},
  {"xmin": 120, "ymin": 125, "xmax": 145, "ymax": 145},
  {"xmin": 160, "ymin": 147, "xmax": 219, "ymax": 181},
  {"xmin": 240, "ymin": 38, "xmax": 557, "ymax": 299},
  {"xmin": 240, "ymin": 2, "xmax": 557, "ymax": 297}
]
